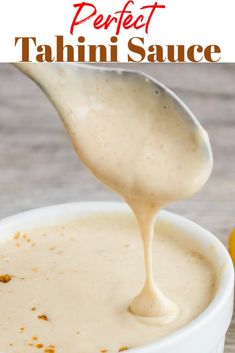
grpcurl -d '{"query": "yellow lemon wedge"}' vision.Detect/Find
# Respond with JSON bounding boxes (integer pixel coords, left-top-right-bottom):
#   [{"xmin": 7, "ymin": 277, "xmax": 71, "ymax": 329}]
[{"xmin": 229, "ymin": 227, "xmax": 235, "ymax": 263}]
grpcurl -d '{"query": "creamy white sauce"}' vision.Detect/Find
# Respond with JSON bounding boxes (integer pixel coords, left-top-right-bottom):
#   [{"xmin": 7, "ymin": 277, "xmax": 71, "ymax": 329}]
[
  {"xmin": 0, "ymin": 63, "xmax": 214, "ymax": 351},
  {"xmin": 0, "ymin": 213, "xmax": 216, "ymax": 353}
]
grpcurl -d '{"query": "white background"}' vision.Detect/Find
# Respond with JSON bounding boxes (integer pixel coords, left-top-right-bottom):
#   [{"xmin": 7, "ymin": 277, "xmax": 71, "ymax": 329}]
[{"xmin": 0, "ymin": 0, "xmax": 234, "ymax": 62}]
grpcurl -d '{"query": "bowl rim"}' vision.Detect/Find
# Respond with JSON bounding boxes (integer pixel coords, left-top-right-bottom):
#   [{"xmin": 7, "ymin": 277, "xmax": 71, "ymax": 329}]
[{"xmin": 0, "ymin": 201, "xmax": 234, "ymax": 352}]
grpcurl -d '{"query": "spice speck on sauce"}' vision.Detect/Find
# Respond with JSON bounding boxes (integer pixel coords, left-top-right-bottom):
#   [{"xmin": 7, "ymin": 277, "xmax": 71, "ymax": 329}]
[
  {"xmin": 0, "ymin": 274, "xmax": 12, "ymax": 283},
  {"xmin": 44, "ymin": 345, "xmax": 56, "ymax": 353},
  {"xmin": 38, "ymin": 314, "xmax": 49, "ymax": 321},
  {"xmin": 36, "ymin": 343, "xmax": 44, "ymax": 349}
]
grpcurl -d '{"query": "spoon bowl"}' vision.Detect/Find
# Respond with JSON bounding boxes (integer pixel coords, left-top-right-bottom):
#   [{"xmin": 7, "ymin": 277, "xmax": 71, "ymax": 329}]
[{"xmin": 14, "ymin": 63, "xmax": 213, "ymax": 204}]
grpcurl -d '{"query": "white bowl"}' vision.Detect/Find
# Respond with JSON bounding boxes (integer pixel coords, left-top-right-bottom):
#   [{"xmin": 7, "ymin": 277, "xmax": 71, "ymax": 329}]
[{"xmin": 0, "ymin": 202, "xmax": 234, "ymax": 353}]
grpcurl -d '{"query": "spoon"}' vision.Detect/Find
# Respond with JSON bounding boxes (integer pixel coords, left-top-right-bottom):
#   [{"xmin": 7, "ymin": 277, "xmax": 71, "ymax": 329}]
[{"xmin": 13, "ymin": 63, "xmax": 213, "ymax": 201}]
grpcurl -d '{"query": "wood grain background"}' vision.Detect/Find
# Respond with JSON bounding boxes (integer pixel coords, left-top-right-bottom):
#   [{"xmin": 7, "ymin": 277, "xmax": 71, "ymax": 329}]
[{"xmin": 0, "ymin": 63, "xmax": 234, "ymax": 351}]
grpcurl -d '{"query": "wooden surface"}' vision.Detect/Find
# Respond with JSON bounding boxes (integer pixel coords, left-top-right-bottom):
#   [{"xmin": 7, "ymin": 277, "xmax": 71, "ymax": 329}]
[{"xmin": 0, "ymin": 63, "xmax": 235, "ymax": 351}]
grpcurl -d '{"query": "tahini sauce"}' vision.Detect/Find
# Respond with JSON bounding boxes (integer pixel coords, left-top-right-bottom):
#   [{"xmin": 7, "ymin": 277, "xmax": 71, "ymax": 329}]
[
  {"xmin": 0, "ymin": 213, "xmax": 216, "ymax": 353},
  {"xmin": 12, "ymin": 63, "xmax": 213, "ymax": 323}
]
